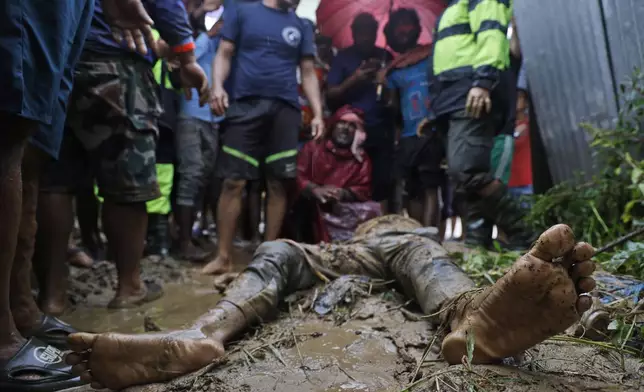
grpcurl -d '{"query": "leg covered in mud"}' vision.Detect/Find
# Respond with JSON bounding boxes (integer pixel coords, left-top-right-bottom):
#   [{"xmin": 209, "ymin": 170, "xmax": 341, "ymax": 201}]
[{"xmin": 64, "ymin": 240, "xmax": 325, "ymax": 390}]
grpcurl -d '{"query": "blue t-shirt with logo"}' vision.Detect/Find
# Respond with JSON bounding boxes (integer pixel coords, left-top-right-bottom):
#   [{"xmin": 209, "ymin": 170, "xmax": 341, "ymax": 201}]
[
  {"xmin": 221, "ymin": 2, "xmax": 315, "ymax": 108},
  {"xmin": 387, "ymin": 58, "xmax": 432, "ymax": 139}
]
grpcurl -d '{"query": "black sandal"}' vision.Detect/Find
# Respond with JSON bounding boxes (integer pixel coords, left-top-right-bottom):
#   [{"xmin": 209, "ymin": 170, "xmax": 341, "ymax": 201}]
[
  {"xmin": 23, "ymin": 315, "xmax": 78, "ymax": 349},
  {"xmin": 0, "ymin": 337, "xmax": 86, "ymax": 392}
]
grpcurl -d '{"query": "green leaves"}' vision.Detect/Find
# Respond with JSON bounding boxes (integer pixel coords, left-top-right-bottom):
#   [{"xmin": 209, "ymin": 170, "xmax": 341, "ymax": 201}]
[{"xmin": 523, "ymin": 68, "xmax": 644, "ymax": 277}]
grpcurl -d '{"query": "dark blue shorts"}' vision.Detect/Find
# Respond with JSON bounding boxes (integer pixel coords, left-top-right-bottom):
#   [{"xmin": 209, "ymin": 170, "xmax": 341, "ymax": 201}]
[{"xmin": 0, "ymin": 0, "xmax": 94, "ymax": 158}]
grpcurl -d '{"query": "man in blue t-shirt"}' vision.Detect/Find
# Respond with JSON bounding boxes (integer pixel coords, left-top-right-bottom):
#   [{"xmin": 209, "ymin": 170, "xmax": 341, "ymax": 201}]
[
  {"xmin": 175, "ymin": 14, "xmax": 226, "ymax": 263},
  {"xmin": 380, "ymin": 8, "xmax": 448, "ymax": 232},
  {"xmin": 326, "ymin": 13, "xmax": 394, "ymax": 210},
  {"xmin": 209, "ymin": 0, "xmax": 323, "ymax": 275}
]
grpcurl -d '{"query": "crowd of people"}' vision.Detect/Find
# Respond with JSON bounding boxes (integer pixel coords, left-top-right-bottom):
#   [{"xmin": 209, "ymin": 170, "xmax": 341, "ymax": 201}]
[{"xmin": 0, "ymin": 0, "xmax": 552, "ymax": 391}]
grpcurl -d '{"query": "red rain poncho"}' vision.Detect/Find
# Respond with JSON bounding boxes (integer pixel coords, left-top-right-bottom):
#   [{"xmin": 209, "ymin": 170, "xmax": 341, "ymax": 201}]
[{"xmin": 296, "ymin": 106, "xmax": 377, "ymax": 242}]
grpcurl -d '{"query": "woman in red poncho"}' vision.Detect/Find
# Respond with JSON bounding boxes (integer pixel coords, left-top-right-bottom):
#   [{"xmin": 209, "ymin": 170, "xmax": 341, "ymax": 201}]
[{"xmin": 296, "ymin": 105, "xmax": 381, "ymax": 243}]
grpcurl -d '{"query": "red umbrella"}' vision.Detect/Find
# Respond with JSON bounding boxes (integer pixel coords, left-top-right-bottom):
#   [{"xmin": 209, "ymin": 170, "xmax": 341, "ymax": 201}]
[{"xmin": 316, "ymin": 0, "xmax": 446, "ymax": 52}]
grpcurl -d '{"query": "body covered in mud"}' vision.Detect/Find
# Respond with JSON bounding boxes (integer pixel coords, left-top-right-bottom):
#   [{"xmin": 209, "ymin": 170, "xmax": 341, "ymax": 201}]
[{"xmin": 63, "ymin": 215, "xmax": 600, "ymax": 391}]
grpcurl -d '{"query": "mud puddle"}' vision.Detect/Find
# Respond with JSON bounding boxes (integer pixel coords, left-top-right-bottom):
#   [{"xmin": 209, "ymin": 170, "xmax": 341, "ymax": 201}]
[
  {"xmin": 61, "ymin": 247, "xmax": 253, "ymax": 333},
  {"xmin": 60, "ymin": 245, "xmax": 643, "ymax": 392}
]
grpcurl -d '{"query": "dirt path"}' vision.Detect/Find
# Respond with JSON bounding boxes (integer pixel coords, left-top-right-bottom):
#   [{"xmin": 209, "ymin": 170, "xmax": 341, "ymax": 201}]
[{"xmin": 60, "ymin": 245, "xmax": 643, "ymax": 392}]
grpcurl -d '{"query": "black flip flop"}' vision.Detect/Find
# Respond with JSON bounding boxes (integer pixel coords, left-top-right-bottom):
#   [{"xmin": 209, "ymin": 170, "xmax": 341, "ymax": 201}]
[
  {"xmin": 0, "ymin": 337, "xmax": 86, "ymax": 392},
  {"xmin": 24, "ymin": 315, "xmax": 78, "ymax": 349}
]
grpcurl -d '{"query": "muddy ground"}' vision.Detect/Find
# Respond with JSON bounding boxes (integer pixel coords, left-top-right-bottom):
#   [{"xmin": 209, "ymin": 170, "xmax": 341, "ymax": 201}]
[{"xmin": 60, "ymin": 244, "xmax": 644, "ymax": 392}]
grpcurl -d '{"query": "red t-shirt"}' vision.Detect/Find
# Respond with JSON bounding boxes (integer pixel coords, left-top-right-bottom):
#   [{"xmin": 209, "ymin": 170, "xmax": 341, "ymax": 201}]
[{"xmin": 509, "ymin": 119, "xmax": 533, "ymax": 187}]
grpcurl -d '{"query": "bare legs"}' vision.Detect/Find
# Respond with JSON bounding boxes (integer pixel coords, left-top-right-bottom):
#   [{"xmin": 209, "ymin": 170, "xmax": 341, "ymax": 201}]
[
  {"xmin": 0, "ymin": 116, "xmax": 33, "ymax": 361},
  {"xmin": 203, "ymin": 179, "xmax": 245, "ymax": 275},
  {"xmin": 33, "ymin": 193, "xmax": 75, "ymax": 316}
]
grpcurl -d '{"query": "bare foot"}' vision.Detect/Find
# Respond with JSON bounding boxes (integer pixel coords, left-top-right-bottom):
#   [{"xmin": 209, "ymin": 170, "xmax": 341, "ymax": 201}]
[
  {"xmin": 68, "ymin": 247, "xmax": 94, "ymax": 268},
  {"xmin": 66, "ymin": 331, "xmax": 224, "ymax": 390},
  {"xmin": 441, "ymin": 224, "xmax": 596, "ymax": 364},
  {"xmin": 201, "ymin": 255, "xmax": 232, "ymax": 275},
  {"xmin": 40, "ymin": 299, "xmax": 67, "ymax": 317},
  {"xmin": 107, "ymin": 282, "xmax": 164, "ymax": 309}
]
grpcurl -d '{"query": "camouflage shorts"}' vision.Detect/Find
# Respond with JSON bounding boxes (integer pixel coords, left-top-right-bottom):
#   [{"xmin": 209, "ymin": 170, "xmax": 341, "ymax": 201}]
[{"xmin": 43, "ymin": 55, "xmax": 163, "ymax": 203}]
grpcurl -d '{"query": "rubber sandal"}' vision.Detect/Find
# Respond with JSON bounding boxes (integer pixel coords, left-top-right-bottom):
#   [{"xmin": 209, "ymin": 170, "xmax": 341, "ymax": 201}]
[
  {"xmin": 0, "ymin": 337, "xmax": 86, "ymax": 392},
  {"xmin": 107, "ymin": 281, "xmax": 164, "ymax": 309},
  {"xmin": 23, "ymin": 315, "xmax": 78, "ymax": 349}
]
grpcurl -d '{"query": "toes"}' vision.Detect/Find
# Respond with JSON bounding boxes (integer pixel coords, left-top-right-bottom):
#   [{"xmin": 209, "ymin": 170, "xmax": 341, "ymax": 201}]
[
  {"xmin": 71, "ymin": 362, "xmax": 88, "ymax": 376},
  {"xmin": 79, "ymin": 369, "xmax": 93, "ymax": 383},
  {"xmin": 576, "ymin": 277, "xmax": 596, "ymax": 294},
  {"xmin": 576, "ymin": 295, "xmax": 593, "ymax": 313},
  {"xmin": 68, "ymin": 332, "xmax": 98, "ymax": 352},
  {"xmin": 570, "ymin": 242, "xmax": 595, "ymax": 262},
  {"xmin": 90, "ymin": 381, "xmax": 105, "ymax": 390},
  {"xmin": 529, "ymin": 224, "xmax": 575, "ymax": 261},
  {"xmin": 571, "ymin": 260, "xmax": 596, "ymax": 281},
  {"xmin": 65, "ymin": 352, "xmax": 87, "ymax": 365}
]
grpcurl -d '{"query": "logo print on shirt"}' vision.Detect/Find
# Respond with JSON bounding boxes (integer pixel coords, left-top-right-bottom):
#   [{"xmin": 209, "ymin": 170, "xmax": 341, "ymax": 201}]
[{"xmin": 282, "ymin": 27, "xmax": 302, "ymax": 47}]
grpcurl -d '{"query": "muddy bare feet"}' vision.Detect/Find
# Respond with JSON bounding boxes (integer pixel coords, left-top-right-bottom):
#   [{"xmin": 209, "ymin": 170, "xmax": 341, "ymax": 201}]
[
  {"xmin": 202, "ymin": 255, "xmax": 232, "ymax": 275},
  {"xmin": 66, "ymin": 331, "xmax": 224, "ymax": 390},
  {"xmin": 107, "ymin": 281, "xmax": 164, "ymax": 309},
  {"xmin": 441, "ymin": 224, "xmax": 596, "ymax": 365}
]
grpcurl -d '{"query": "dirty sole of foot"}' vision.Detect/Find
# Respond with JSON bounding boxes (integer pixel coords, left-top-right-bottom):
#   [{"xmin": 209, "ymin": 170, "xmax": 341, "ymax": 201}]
[{"xmin": 59, "ymin": 291, "xmax": 641, "ymax": 392}]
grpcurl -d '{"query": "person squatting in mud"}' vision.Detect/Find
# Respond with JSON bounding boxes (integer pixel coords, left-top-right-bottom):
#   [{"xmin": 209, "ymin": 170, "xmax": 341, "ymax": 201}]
[{"xmin": 65, "ymin": 215, "xmax": 599, "ymax": 391}]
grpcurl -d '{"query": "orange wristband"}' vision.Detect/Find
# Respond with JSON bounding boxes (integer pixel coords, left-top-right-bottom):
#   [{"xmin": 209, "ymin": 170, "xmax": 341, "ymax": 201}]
[{"xmin": 172, "ymin": 41, "xmax": 196, "ymax": 54}]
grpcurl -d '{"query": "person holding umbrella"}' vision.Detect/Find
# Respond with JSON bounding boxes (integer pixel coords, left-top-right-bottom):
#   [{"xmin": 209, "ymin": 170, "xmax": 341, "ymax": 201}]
[{"xmin": 428, "ymin": 0, "xmax": 533, "ymax": 250}]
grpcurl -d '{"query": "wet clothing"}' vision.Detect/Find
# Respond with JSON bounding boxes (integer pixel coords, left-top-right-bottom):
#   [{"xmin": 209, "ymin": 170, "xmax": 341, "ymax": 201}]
[
  {"xmin": 175, "ymin": 119, "xmax": 220, "ymax": 207},
  {"xmin": 296, "ymin": 139, "xmax": 374, "ymax": 242},
  {"xmin": 429, "ymin": 0, "xmax": 513, "ymax": 117},
  {"xmin": 217, "ymin": 216, "xmax": 475, "ymax": 330},
  {"xmin": 40, "ymin": 56, "xmax": 162, "ymax": 203},
  {"xmin": 0, "ymin": 0, "xmax": 94, "ymax": 158},
  {"xmin": 83, "ymin": 0, "xmax": 193, "ymax": 62},
  {"xmin": 387, "ymin": 57, "xmax": 432, "ymax": 139},
  {"xmin": 327, "ymin": 46, "xmax": 393, "ymax": 129},
  {"xmin": 221, "ymin": 2, "xmax": 315, "ymax": 108},
  {"xmin": 217, "ymin": 98, "xmax": 301, "ymax": 180}
]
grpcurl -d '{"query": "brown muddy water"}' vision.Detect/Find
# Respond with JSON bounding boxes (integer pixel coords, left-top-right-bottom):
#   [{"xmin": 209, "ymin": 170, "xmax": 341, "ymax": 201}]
[{"xmin": 60, "ymin": 245, "xmax": 643, "ymax": 392}]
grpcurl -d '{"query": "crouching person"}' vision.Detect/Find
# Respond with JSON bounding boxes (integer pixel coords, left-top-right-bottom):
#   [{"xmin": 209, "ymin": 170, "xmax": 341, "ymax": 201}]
[{"xmin": 296, "ymin": 106, "xmax": 380, "ymax": 242}]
